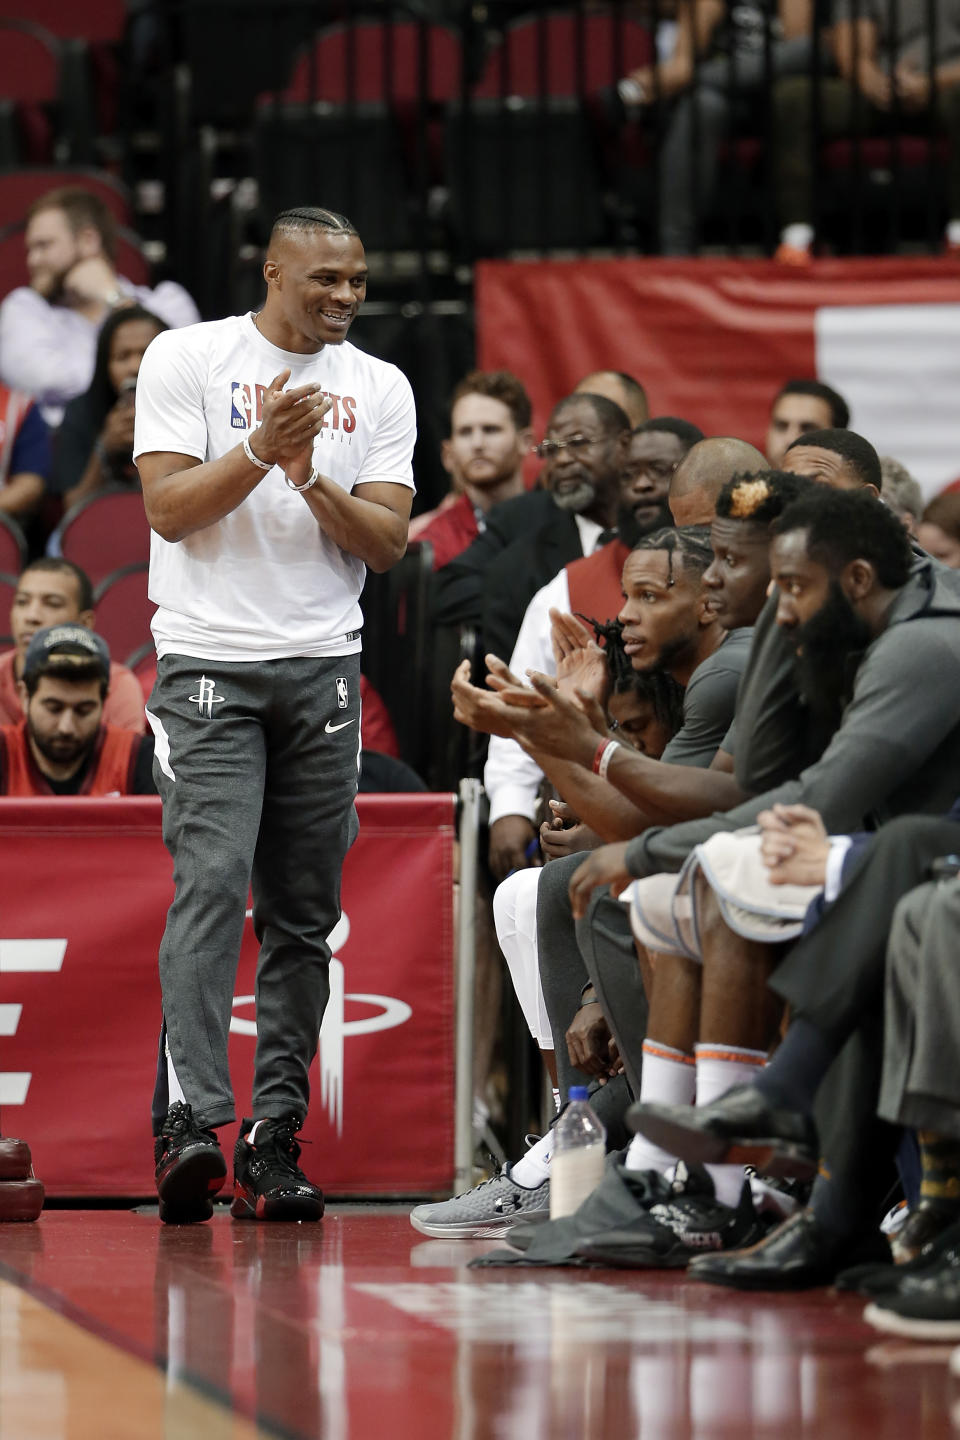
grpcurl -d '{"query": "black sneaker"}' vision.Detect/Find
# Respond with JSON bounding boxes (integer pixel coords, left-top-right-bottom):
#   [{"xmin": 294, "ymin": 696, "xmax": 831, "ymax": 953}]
[
  {"xmin": 154, "ymin": 1101, "xmax": 227, "ymax": 1224},
  {"xmin": 231, "ymin": 1116, "xmax": 324, "ymax": 1222},
  {"xmin": 574, "ymin": 1166, "xmax": 768, "ymax": 1269}
]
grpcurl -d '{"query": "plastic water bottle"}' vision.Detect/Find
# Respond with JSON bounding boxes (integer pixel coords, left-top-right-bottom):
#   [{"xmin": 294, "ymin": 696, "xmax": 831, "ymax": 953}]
[{"xmin": 549, "ymin": 1087, "xmax": 607, "ymax": 1219}]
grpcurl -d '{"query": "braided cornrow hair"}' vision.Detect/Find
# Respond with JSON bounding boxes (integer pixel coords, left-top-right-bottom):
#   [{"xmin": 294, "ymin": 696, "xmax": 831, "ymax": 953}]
[
  {"xmin": 580, "ymin": 615, "xmax": 686, "ymax": 739},
  {"xmin": 270, "ymin": 207, "xmax": 359, "ymax": 240}
]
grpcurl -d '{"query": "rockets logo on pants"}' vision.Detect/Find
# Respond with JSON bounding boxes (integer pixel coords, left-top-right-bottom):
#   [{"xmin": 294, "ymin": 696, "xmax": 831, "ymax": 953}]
[
  {"xmin": 0, "ymin": 795, "xmax": 456, "ymax": 1197},
  {"xmin": 477, "ymin": 255, "xmax": 960, "ymax": 497}
]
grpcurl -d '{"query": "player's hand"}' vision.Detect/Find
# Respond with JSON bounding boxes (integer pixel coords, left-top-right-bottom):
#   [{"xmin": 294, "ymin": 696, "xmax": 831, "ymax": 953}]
[
  {"xmin": 488, "ymin": 815, "xmax": 540, "ymax": 882},
  {"xmin": 550, "ymin": 609, "xmax": 610, "ymax": 706},
  {"xmin": 451, "ymin": 659, "xmax": 539, "ymax": 738},
  {"xmin": 539, "ymin": 800, "xmax": 597, "ymax": 860},
  {"xmin": 248, "ymin": 370, "xmax": 333, "ymax": 470},
  {"xmin": 758, "ymin": 803, "xmax": 830, "ymax": 887},
  {"xmin": 565, "ymin": 1000, "xmax": 612, "ymax": 1077},
  {"xmin": 568, "ymin": 841, "xmax": 632, "ymax": 918}
]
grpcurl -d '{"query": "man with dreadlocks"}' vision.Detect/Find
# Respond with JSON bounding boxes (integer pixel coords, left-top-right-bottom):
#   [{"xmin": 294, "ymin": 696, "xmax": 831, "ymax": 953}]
[{"xmin": 134, "ymin": 206, "xmax": 416, "ymax": 1223}]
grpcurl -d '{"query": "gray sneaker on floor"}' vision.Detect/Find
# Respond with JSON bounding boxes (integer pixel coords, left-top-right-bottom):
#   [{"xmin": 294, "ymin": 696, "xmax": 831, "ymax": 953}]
[{"xmin": 409, "ymin": 1169, "xmax": 551, "ymax": 1239}]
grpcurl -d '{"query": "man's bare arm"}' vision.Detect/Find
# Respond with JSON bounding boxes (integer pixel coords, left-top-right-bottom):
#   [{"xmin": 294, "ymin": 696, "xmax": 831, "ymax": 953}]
[{"xmin": 300, "ymin": 479, "xmax": 412, "ymax": 573}]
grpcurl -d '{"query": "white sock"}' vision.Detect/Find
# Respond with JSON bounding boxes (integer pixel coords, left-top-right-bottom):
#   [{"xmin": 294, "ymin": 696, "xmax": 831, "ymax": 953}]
[
  {"xmin": 947, "ymin": 219, "xmax": 960, "ymax": 245},
  {"xmin": 509, "ymin": 1129, "xmax": 552, "ymax": 1188},
  {"xmin": 624, "ymin": 1040, "xmax": 696, "ymax": 1174},
  {"xmin": 781, "ymin": 223, "xmax": 814, "ymax": 250},
  {"xmin": 696, "ymin": 1042, "xmax": 768, "ymax": 1208},
  {"xmin": 165, "ymin": 1038, "xmax": 186, "ymax": 1107}
]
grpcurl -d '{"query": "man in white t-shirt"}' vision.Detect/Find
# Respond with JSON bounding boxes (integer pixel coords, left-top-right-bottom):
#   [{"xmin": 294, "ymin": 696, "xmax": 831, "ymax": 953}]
[{"xmin": 133, "ymin": 206, "xmax": 416, "ymax": 1224}]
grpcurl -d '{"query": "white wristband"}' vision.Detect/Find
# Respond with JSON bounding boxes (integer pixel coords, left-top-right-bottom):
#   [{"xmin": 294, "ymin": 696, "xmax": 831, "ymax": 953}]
[
  {"xmin": 242, "ymin": 433, "xmax": 272, "ymax": 471},
  {"xmin": 597, "ymin": 739, "xmax": 620, "ymax": 780},
  {"xmin": 285, "ymin": 467, "xmax": 319, "ymax": 493}
]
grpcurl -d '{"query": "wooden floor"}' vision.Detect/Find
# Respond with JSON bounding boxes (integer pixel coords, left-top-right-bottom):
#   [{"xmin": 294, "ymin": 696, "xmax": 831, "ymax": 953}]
[{"xmin": 1, "ymin": 1207, "xmax": 958, "ymax": 1439}]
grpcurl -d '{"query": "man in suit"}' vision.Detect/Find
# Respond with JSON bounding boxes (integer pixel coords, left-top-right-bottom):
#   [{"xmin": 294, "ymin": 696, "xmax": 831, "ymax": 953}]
[{"xmin": 431, "ymin": 392, "xmax": 630, "ymax": 653}]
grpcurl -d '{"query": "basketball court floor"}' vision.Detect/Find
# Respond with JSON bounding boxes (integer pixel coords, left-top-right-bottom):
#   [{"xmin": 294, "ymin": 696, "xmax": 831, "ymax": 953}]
[{"xmin": 1, "ymin": 1205, "xmax": 957, "ymax": 1438}]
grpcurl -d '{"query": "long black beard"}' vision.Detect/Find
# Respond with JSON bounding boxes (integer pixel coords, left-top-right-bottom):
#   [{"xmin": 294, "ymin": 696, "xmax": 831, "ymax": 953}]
[
  {"xmin": 617, "ymin": 500, "xmax": 673, "ymax": 548},
  {"xmin": 793, "ymin": 581, "xmax": 872, "ymax": 732}
]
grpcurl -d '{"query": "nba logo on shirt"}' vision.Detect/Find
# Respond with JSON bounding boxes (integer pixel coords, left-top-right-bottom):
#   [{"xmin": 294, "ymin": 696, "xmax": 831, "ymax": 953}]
[
  {"xmin": 336, "ymin": 677, "xmax": 349, "ymax": 710},
  {"xmin": 230, "ymin": 381, "xmax": 250, "ymax": 430}
]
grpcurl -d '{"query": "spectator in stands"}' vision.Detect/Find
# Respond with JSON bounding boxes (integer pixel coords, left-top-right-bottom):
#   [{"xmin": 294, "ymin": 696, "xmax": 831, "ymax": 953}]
[
  {"xmin": 773, "ymin": 0, "xmax": 960, "ymax": 262},
  {"xmin": 0, "ymin": 624, "xmax": 155, "ymax": 795},
  {"xmin": 50, "ymin": 306, "xmax": 167, "ymax": 514},
  {"xmin": 619, "ymin": 0, "xmax": 813, "ymax": 254},
  {"xmin": 415, "ymin": 371, "xmax": 533, "ymax": 570},
  {"xmin": 881, "ymin": 456, "xmax": 925, "ymax": 533},
  {"xmin": 0, "ymin": 188, "xmax": 198, "ymax": 423},
  {"xmin": 574, "ymin": 371, "xmax": 649, "ymax": 427},
  {"xmin": 0, "ymin": 558, "xmax": 145, "ymax": 732},
  {"xmin": 917, "ymin": 491, "xmax": 960, "ymax": 567},
  {"xmin": 0, "ymin": 382, "xmax": 51, "ymax": 523},
  {"xmin": 765, "ymin": 380, "xmax": 851, "ymax": 467}
]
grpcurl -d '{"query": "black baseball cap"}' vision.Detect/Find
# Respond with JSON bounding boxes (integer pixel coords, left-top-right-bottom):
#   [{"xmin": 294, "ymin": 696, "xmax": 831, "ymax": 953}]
[{"xmin": 23, "ymin": 624, "xmax": 110, "ymax": 685}]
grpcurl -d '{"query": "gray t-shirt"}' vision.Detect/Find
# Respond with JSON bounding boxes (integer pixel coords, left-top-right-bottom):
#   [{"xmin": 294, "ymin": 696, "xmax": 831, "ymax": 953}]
[
  {"xmin": 833, "ymin": 0, "xmax": 960, "ymax": 69},
  {"xmin": 659, "ymin": 628, "xmax": 753, "ymax": 768}
]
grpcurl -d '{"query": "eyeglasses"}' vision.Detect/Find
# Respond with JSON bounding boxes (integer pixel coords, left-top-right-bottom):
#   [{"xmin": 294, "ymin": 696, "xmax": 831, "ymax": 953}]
[
  {"xmin": 623, "ymin": 459, "xmax": 680, "ymax": 483},
  {"xmin": 534, "ymin": 434, "xmax": 600, "ymax": 460}
]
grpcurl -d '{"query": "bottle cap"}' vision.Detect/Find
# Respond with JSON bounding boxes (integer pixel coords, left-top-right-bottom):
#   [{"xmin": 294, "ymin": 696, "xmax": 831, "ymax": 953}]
[{"xmin": 568, "ymin": 1086, "xmax": 589, "ymax": 1102}]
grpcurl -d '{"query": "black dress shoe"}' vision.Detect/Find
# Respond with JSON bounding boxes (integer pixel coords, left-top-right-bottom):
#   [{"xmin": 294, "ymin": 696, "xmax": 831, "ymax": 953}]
[
  {"xmin": 687, "ymin": 1207, "xmax": 885, "ymax": 1291},
  {"xmin": 837, "ymin": 1214, "xmax": 960, "ymax": 1296},
  {"xmin": 627, "ymin": 1084, "xmax": 819, "ymax": 1181},
  {"xmin": 864, "ymin": 1250, "xmax": 960, "ymax": 1339}
]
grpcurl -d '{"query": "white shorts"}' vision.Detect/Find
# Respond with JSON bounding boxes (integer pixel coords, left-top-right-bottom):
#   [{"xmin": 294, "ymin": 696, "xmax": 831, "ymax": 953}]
[{"xmin": 627, "ymin": 828, "xmax": 822, "ymax": 962}]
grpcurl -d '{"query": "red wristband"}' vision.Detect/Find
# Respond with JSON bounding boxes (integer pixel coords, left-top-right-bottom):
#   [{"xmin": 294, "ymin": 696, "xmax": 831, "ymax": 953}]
[{"xmin": 592, "ymin": 739, "xmax": 608, "ymax": 774}]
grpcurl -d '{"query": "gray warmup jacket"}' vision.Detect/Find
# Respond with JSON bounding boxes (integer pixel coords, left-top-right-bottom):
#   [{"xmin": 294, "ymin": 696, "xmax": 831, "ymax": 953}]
[{"xmin": 625, "ymin": 557, "xmax": 960, "ymax": 877}]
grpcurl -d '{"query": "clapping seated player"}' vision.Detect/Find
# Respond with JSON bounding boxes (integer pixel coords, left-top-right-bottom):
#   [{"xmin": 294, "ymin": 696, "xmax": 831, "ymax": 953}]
[
  {"xmin": 484, "ymin": 416, "xmax": 707, "ymax": 884},
  {"xmin": 0, "ymin": 624, "xmax": 155, "ymax": 795},
  {"xmin": 49, "ymin": 306, "xmax": 167, "ymax": 514},
  {"xmin": 564, "ymin": 488, "xmax": 960, "ymax": 1278},
  {"xmin": 0, "ymin": 559, "xmax": 145, "ymax": 732},
  {"xmin": 409, "ymin": 517, "xmax": 761, "ymax": 1241}
]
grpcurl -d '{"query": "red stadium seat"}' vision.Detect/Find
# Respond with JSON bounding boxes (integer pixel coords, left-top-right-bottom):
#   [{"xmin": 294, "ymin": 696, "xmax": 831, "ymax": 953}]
[
  {"xmin": 2, "ymin": 0, "xmax": 126, "ymax": 44},
  {"xmin": 0, "ymin": 22, "xmax": 62, "ymax": 165},
  {"xmin": 127, "ymin": 640, "xmax": 157, "ymax": 704},
  {"xmin": 54, "ymin": 489, "xmax": 150, "ymax": 590},
  {"xmin": 92, "ymin": 562, "xmax": 152, "ymax": 667},
  {"xmin": 276, "ymin": 20, "xmax": 463, "ymax": 106},
  {"xmin": 471, "ymin": 8, "xmax": 653, "ymax": 99},
  {"xmin": 0, "ymin": 572, "xmax": 19, "ymax": 632},
  {"xmin": 0, "ymin": 515, "xmax": 26, "ymax": 575},
  {"xmin": 0, "ymin": 168, "xmax": 132, "ymax": 229}
]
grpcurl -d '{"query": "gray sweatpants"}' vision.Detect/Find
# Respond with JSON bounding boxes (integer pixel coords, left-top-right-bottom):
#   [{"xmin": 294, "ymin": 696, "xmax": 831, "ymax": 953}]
[
  {"xmin": 147, "ymin": 651, "xmax": 361, "ymax": 1133},
  {"xmin": 880, "ymin": 874, "xmax": 960, "ymax": 1140}
]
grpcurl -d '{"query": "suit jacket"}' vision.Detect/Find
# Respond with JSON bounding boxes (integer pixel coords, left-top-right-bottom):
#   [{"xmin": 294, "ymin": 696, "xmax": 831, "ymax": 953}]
[
  {"xmin": 481, "ymin": 506, "xmax": 585, "ymax": 664},
  {"xmin": 430, "ymin": 489, "xmax": 560, "ymax": 631}
]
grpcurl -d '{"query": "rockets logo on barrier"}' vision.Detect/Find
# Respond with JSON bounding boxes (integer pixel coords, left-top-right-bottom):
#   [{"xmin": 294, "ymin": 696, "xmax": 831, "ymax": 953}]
[{"xmin": 0, "ymin": 795, "xmax": 456, "ymax": 1197}]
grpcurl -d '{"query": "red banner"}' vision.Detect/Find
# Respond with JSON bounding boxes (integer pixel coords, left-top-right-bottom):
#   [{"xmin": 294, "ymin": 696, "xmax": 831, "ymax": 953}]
[
  {"xmin": 0, "ymin": 794, "xmax": 456, "ymax": 1198},
  {"xmin": 477, "ymin": 256, "xmax": 960, "ymax": 496}
]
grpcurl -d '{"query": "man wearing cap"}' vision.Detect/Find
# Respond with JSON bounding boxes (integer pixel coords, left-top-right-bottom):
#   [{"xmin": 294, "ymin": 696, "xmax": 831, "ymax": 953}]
[{"xmin": 0, "ymin": 624, "xmax": 155, "ymax": 795}]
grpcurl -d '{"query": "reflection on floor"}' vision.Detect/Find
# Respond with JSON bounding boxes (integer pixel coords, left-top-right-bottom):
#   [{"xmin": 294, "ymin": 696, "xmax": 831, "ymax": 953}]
[{"xmin": 0, "ymin": 1207, "xmax": 958, "ymax": 1439}]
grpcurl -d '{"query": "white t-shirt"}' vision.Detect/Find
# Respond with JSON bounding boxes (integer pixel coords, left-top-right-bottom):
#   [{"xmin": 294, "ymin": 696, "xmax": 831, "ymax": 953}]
[{"xmin": 133, "ymin": 314, "xmax": 416, "ymax": 661}]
